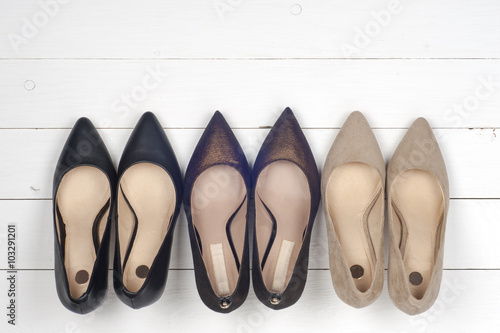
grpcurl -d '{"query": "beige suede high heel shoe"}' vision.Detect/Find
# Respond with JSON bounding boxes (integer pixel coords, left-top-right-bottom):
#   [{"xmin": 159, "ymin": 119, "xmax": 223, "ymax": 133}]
[
  {"xmin": 387, "ymin": 118, "xmax": 449, "ymax": 315},
  {"xmin": 322, "ymin": 111, "xmax": 385, "ymax": 308}
]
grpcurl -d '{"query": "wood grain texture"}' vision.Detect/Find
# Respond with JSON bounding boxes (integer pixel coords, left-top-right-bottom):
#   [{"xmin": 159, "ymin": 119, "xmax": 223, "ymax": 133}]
[
  {"xmin": 0, "ymin": 128, "xmax": 497, "ymax": 200},
  {"xmin": 0, "ymin": 59, "xmax": 499, "ymax": 129},
  {"xmin": 0, "ymin": 0, "xmax": 499, "ymax": 59},
  {"xmin": 0, "ymin": 0, "xmax": 498, "ymax": 331}
]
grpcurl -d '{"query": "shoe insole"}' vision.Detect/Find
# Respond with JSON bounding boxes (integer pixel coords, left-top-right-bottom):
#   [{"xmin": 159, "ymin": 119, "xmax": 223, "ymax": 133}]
[
  {"xmin": 191, "ymin": 165, "xmax": 247, "ymax": 297},
  {"xmin": 56, "ymin": 166, "xmax": 110, "ymax": 299},
  {"xmin": 118, "ymin": 163, "xmax": 176, "ymax": 293},
  {"xmin": 391, "ymin": 169, "xmax": 445, "ymax": 299},
  {"xmin": 255, "ymin": 160, "xmax": 310, "ymax": 293},
  {"xmin": 325, "ymin": 162, "xmax": 383, "ymax": 293}
]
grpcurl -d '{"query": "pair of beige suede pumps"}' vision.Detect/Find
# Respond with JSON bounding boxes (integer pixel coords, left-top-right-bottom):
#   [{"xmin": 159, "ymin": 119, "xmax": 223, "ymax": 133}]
[{"xmin": 322, "ymin": 111, "xmax": 449, "ymax": 315}]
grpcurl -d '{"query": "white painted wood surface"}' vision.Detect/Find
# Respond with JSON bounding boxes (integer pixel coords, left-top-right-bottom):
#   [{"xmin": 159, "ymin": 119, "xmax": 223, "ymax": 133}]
[
  {"xmin": 0, "ymin": 270, "xmax": 498, "ymax": 333},
  {"xmin": 0, "ymin": 0, "xmax": 499, "ymax": 332},
  {"xmin": 0, "ymin": 60, "xmax": 499, "ymax": 129},
  {"xmin": 1, "ymin": 0, "xmax": 500, "ymax": 59},
  {"xmin": 1, "ymin": 128, "xmax": 499, "ymax": 199}
]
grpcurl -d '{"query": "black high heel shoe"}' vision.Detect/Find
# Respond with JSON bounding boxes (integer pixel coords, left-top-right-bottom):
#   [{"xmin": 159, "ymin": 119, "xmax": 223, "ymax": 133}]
[
  {"xmin": 53, "ymin": 117, "xmax": 117, "ymax": 314},
  {"xmin": 113, "ymin": 112, "xmax": 183, "ymax": 309},
  {"xmin": 252, "ymin": 108, "xmax": 320, "ymax": 310},
  {"xmin": 184, "ymin": 111, "xmax": 251, "ymax": 313}
]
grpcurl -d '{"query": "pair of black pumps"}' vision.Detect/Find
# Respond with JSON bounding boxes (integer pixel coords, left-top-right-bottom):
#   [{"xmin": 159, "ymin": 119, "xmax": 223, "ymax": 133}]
[
  {"xmin": 53, "ymin": 108, "xmax": 320, "ymax": 314},
  {"xmin": 53, "ymin": 112, "xmax": 182, "ymax": 314}
]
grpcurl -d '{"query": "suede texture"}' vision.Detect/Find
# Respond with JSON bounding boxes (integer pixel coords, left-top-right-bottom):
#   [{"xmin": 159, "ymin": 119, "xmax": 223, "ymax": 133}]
[
  {"xmin": 387, "ymin": 117, "xmax": 449, "ymax": 315},
  {"xmin": 321, "ymin": 111, "xmax": 385, "ymax": 308}
]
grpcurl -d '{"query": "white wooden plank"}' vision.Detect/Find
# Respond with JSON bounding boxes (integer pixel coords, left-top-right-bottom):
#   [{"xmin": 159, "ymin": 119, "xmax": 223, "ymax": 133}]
[
  {"xmin": 0, "ymin": 0, "xmax": 499, "ymax": 59},
  {"xmin": 0, "ymin": 128, "xmax": 497, "ymax": 200},
  {"xmin": 0, "ymin": 1, "xmax": 496, "ymax": 332},
  {"xmin": 0, "ymin": 199, "xmax": 498, "ymax": 270},
  {"xmin": 0, "ymin": 270, "xmax": 498, "ymax": 332},
  {"xmin": 1, "ymin": 59, "xmax": 499, "ymax": 129}
]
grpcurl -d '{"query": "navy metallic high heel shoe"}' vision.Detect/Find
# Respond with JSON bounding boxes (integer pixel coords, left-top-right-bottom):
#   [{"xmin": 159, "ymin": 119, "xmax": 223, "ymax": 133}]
[
  {"xmin": 252, "ymin": 107, "xmax": 320, "ymax": 310},
  {"xmin": 184, "ymin": 111, "xmax": 251, "ymax": 313},
  {"xmin": 113, "ymin": 112, "xmax": 183, "ymax": 309},
  {"xmin": 53, "ymin": 117, "xmax": 117, "ymax": 314}
]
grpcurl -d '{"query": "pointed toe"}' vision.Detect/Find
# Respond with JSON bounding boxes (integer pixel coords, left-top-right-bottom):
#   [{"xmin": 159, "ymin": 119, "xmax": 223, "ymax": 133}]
[
  {"xmin": 118, "ymin": 112, "xmax": 166, "ymax": 164},
  {"xmin": 321, "ymin": 111, "xmax": 385, "ymax": 308},
  {"xmin": 322, "ymin": 111, "xmax": 385, "ymax": 187},
  {"xmin": 140, "ymin": 110, "xmax": 157, "ymax": 121},
  {"xmin": 117, "ymin": 112, "xmax": 180, "ymax": 181},
  {"xmin": 281, "ymin": 106, "xmax": 294, "ymax": 117},
  {"xmin": 273, "ymin": 107, "xmax": 300, "ymax": 132},
  {"xmin": 387, "ymin": 118, "xmax": 449, "ymax": 315},
  {"xmin": 65, "ymin": 117, "xmax": 107, "ymax": 159},
  {"xmin": 343, "ymin": 111, "xmax": 372, "ymax": 132},
  {"xmin": 67, "ymin": 117, "xmax": 99, "ymax": 148},
  {"xmin": 412, "ymin": 117, "xmax": 431, "ymax": 129},
  {"xmin": 211, "ymin": 110, "xmax": 225, "ymax": 122},
  {"xmin": 184, "ymin": 111, "xmax": 249, "ymax": 185},
  {"xmin": 114, "ymin": 112, "xmax": 183, "ymax": 309},
  {"xmin": 405, "ymin": 117, "xmax": 434, "ymax": 141},
  {"xmin": 205, "ymin": 111, "xmax": 234, "ymax": 138},
  {"xmin": 252, "ymin": 108, "xmax": 320, "ymax": 310},
  {"xmin": 73, "ymin": 117, "xmax": 95, "ymax": 131},
  {"xmin": 253, "ymin": 108, "xmax": 314, "ymax": 176},
  {"xmin": 336, "ymin": 111, "xmax": 376, "ymax": 151},
  {"xmin": 54, "ymin": 117, "xmax": 113, "ymax": 192},
  {"xmin": 184, "ymin": 111, "xmax": 251, "ymax": 314},
  {"xmin": 134, "ymin": 111, "xmax": 162, "ymax": 133},
  {"xmin": 387, "ymin": 117, "xmax": 447, "ymax": 194},
  {"xmin": 53, "ymin": 118, "xmax": 116, "ymax": 314}
]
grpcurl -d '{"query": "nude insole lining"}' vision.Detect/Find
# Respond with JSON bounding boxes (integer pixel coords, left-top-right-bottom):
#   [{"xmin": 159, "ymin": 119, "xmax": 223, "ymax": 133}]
[
  {"xmin": 255, "ymin": 160, "xmax": 310, "ymax": 293},
  {"xmin": 326, "ymin": 162, "xmax": 382, "ymax": 293},
  {"xmin": 118, "ymin": 163, "xmax": 176, "ymax": 293},
  {"xmin": 191, "ymin": 165, "xmax": 247, "ymax": 297},
  {"xmin": 56, "ymin": 166, "xmax": 110, "ymax": 299},
  {"xmin": 391, "ymin": 169, "xmax": 445, "ymax": 299}
]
